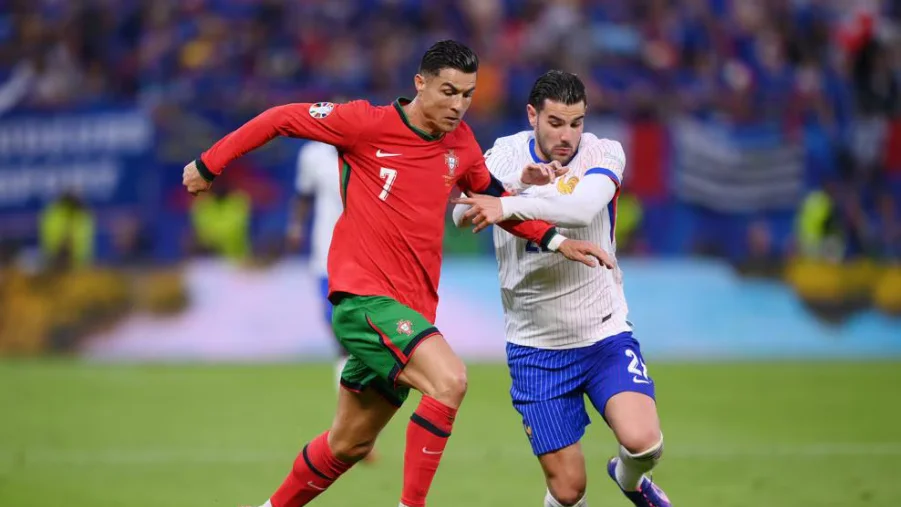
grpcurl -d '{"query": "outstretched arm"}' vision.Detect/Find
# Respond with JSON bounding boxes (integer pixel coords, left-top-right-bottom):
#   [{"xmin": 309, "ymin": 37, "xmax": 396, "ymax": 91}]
[
  {"xmin": 183, "ymin": 101, "xmax": 371, "ymax": 194},
  {"xmin": 458, "ymin": 139, "xmax": 627, "ymax": 230},
  {"xmin": 457, "ymin": 158, "xmax": 565, "ymax": 251},
  {"xmin": 499, "ymin": 170, "xmax": 619, "ymax": 228},
  {"xmin": 457, "ymin": 158, "xmax": 613, "ymax": 268}
]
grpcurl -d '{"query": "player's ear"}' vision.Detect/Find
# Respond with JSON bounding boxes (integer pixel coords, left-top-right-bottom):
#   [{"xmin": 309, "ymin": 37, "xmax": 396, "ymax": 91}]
[
  {"xmin": 414, "ymin": 74, "xmax": 426, "ymax": 94},
  {"xmin": 527, "ymin": 104, "xmax": 538, "ymax": 128}
]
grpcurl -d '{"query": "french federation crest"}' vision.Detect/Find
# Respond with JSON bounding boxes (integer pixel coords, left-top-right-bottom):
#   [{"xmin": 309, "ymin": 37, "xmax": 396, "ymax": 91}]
[
  {"xmin": 309, "ymin": 102, "xmax": 334, "ymax": 119},
  {"xmin": 444, "ymin": 150, "xmax": 458, "ymax": 186},
  {"xmin": 557, "ymin": 176, "xmax": 580, "ymax": 194},
  {"xmin": 397, "ymin": 319, "xmax": 414, "ymax": 336}
]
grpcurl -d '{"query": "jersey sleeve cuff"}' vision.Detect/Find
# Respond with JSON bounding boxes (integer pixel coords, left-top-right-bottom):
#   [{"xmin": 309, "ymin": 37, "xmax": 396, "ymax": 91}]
[
  {"xmin": 195, "ymin": 156, "xmax": 217, "ymax": 182},
  {"xmin": 502, "ymin": 175, "xmax": 531, "ymax": 195},
  {"xmin": 541, "ymin": 229, "xmax": 566, "ymax": 252}
]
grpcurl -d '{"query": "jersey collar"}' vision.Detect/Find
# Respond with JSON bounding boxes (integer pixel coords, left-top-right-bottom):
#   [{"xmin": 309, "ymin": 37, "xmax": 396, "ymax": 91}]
[
  {"xmin": 528, "ymin": 137, "xmax": 549, "ymax": 163},
  {"xmin": 393, "ymin": 98, "xmax": 443, "ymax": 142}
]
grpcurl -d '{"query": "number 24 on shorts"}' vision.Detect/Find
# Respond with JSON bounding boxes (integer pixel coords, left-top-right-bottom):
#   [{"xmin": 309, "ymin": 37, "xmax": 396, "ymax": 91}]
[{"xmin": 626, "ymin": 349, "xmax": 651, "ymax": 384}]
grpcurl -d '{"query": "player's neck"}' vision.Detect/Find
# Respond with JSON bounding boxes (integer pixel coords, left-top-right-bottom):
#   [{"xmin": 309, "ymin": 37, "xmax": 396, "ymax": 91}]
[{"xmin": 402, "ymin": 99, "xmax": 444, "ymax": 138}]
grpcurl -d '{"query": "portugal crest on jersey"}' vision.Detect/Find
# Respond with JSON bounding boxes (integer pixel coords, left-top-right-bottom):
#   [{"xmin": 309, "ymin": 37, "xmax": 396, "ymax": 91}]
[
  {"xmin": 396, "ymin": 320, "xmax": 414, "ymax": 336},
  {"xmin": 309, "ymin": 102, "xmax": 334, "ymax": 119},
  {"xmin": 556, "ymin": 176, "xmax": 580, "ymax": 194},
  {"xmin": 444, "ymin": 150, "xmax": 458, "ymax": 186}
]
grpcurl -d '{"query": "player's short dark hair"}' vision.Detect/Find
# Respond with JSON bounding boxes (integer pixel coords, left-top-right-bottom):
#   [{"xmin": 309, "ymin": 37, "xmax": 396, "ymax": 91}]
[
  {"xmin": 528, "ymin": 70, "xmax": 587, "ymax": 111},
  {"xmin": 419, "ymin": 40, "xmax": 479, "ymax": 76}
]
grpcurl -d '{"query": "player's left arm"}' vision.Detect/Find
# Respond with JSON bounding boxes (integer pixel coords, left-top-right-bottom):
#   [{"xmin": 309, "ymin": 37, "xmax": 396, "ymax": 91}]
[
  {"xmin": 455, "ymin": 132, "xmax": 614, "ymax": 268},
  {"xmin": 461, "ymin": 139, "xmax": 626, "ymax": 230},
  {"xmin": 457, "ymin": 158, "xmax": 565, "ymax": 251}
]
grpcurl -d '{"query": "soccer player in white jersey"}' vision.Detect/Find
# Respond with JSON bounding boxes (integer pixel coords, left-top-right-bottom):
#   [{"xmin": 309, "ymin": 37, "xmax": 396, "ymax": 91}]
[
  {"xmin": 453, "ymin": 71, "xmax": 672, "ymax": 507},
  {"xmin": 288, "ymin": 140, "xmax": 346, "ymax": 377}
]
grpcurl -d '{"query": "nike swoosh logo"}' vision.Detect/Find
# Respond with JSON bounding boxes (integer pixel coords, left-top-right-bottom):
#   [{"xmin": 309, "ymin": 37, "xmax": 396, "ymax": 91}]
[
  {"xmin": 307, "ymin": 481, "xmax": 327, "ymax": 491},
  {"xmin": 632, "ymin": 376, "xmax": 651, "ymax": 385},
  {"xmin": 376, "ymin": 150, "xmax": 402, "ymax": 158},
  {"xmin": 422, "ymin": 447, "xmax": 443, "ymax": 455}
]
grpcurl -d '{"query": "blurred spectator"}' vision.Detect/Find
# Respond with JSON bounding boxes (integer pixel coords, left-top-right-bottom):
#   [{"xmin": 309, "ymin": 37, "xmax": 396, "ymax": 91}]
[
  {"xmin": 188, "ymin": 185, "xmax": 251, "ymax": 262},
  {"xmin": 39, "ymin": 191, "xmax": 95, "ymax": 271}
]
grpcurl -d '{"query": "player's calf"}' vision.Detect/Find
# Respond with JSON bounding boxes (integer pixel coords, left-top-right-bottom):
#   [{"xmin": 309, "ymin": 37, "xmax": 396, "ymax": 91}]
[
  {"xmin": 261, "ymin": 388, "xmax": 397, "ymax": 507},
  {"xmin": 267, "ymin": 431, "xmax": 353, "ymax": 507}
]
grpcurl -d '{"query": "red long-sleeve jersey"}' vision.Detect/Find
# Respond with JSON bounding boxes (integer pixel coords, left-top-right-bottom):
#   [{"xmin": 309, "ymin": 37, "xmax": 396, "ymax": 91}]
[{"xmin": 199, "ymin": 99, "xmax": 559, "ymax": 322}]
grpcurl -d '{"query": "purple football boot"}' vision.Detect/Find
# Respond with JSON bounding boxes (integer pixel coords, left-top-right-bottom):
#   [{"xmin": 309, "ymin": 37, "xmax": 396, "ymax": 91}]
[{"xmin": 607, "ymin": 457, "xmax": 672, "ymax": 507}]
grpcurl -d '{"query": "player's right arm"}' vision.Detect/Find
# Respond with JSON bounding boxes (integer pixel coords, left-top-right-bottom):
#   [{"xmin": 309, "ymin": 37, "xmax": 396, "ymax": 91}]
[
  {"xmin": 182, "ymin": 101, "xmax": 375, "ymax": 193},
  {"xmin": 451, "ymin": 140, "xmax": 562, "ymax": 227},
  {"xmin": 498, "ymin": 139, "xmax": 626, "ymax": 228}
]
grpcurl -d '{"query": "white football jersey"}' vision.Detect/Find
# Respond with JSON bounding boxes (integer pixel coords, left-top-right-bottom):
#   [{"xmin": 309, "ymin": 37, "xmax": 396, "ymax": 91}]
[
  {"xmin": 489, "ymin": 131, "xmax": 632, "ymax": 349},
  {"xmin": 295, "ymin": 141, "xmax": 342, "ymax": 277}
]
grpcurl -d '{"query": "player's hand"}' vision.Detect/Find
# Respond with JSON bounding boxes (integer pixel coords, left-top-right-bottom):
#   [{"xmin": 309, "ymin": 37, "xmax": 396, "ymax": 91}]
[
  {"xmin": 453, "ymin": 194, "xmax": 503, "ymax": 233},
  {"xmin": 521, "ymin": 161, "xmax": 568, "ymax": 186},
  {"xmin": 556, "ymin": 239, "xmax": 615, "ymax": 269},
  {"xmin": 183, "ymin": 160, "xmax": 212, "ymax": 196}
]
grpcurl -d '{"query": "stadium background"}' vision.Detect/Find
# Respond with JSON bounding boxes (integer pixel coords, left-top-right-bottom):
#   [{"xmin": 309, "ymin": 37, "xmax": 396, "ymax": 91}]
[{"xmin": 1, "ymin": 1, "xmax": 900, "ymax": 506}]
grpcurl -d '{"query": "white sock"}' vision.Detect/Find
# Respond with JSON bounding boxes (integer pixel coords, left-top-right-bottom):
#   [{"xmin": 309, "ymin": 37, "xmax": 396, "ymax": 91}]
[
  {"xmin": 260, "ymin": 500, "xmax": 272, "ymax": 507},
  {"xmin": 615, "ymin": 436, "xmax": 664, "ymax": 491},
  {"xmin": 544, "ymin": 489, "xmax": 587, "ymax": 507}
]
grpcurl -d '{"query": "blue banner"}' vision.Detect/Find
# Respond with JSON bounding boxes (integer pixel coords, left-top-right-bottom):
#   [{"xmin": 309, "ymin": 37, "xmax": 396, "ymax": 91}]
[{"xmin": 0, "ymin": 107, "xmax": 157, "ymax": 238}]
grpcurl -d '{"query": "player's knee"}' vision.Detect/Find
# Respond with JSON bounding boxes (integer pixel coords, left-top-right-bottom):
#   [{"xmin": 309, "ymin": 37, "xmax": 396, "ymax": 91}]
[
  {"xmin": 426, "ymin": 366, "xmax": 468, "ymax": 407},
  {"xmin": 547, "ymin": 476, "xmax": 586, "ymax": 506},
  {"xmin": 328, "ymin": 435, "xmax": 376, "ymax": 463},
  {"xmin": 544, "ymin": 459, "xmax": 586, "ymax": 506},
  {"xmin": 619, "ymin": 426, "xmax": 662, "ymax": 456}
]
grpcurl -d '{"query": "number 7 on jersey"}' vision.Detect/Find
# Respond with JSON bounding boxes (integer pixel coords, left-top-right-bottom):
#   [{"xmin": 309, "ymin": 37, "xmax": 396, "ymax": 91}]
[{"xmin": 379, "ymin": 167, "xmax": 397, "ymax": 201}]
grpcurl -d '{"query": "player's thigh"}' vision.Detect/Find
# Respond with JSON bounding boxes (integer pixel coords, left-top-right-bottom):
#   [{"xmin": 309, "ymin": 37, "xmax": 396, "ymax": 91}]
[
  {"xmin": 583, "ymin": 333, "xmax": 660, "ymax": 452},
  {"xmin": 605, "ymin": 391, "xmax": 661, "ymax": 453},
  {"xmin": 332, "ymin": 294, "xmax": 438, "ymax": 403},
  {"xmin": 396, "ymin": 333, "xmax": 467, "ymax": 405},
  {"xmin": 507, "ymin": 343, "xmax": 591, "ymax": 457},
  {"xmin": 538, "ymin": 442, "xmax": 587, "ymax": 505},
  {"xmin": 328, "ymin": 384, "xmax": 399, "ymax": 461}
]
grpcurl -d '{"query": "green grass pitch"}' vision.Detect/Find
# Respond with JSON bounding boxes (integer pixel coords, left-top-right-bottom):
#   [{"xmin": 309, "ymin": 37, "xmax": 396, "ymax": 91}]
[{"xmin": 1, "ymin": 360, "xmax": 899, "ymax": 506}]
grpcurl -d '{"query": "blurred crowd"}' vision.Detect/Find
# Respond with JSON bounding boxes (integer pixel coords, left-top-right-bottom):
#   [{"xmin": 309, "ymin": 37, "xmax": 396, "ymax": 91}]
[
  {"xmin": 1, "ymin": 0, "xmax": 898, "ymax": 123},
  {"xmin": 1, "ymin": 1, "xmax": 901, "ymax": 259},
  {"xmin": 1, "ymin": 0, "xmax": 901, "ymax": 354}
]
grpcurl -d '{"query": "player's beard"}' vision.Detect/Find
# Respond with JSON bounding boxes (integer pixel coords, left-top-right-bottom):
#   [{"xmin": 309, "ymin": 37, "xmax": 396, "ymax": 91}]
[{"xmin": 535, "ymin": 126, "xmax": 575, "ymax": 165}]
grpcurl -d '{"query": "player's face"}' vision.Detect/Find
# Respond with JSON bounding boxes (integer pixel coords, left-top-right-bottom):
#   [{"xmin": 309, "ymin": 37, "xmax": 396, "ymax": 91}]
[
  {"xmin": 414, "ymin": 68, "xmax": 477, "ymax": 133},
  {"xmin": 528, "ymin": 100, "xmax": 586, "ymax": 164}
]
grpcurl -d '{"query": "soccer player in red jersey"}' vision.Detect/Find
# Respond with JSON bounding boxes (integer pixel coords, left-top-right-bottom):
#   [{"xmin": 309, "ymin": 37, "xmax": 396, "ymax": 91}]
[{"xmin": 182, "ymin": 40, "xmax": 611, "ymax": 507}]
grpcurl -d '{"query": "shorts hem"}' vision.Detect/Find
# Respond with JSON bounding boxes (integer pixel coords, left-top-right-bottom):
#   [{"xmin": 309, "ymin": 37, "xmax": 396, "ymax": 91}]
[
  {"xmin": 531, "ymin": 428, "xmax": 586, "ymax": 457},
  {"xmin": 339, "ymin": 378, "xmax": 365, "ymax": 393},
  {"xmin": 370, "ymin": 381, "xmax": 405, "ymax": 407},
  {"xmin": 388, "ymin": 326, "xmax": 440, "ymax": 387}
]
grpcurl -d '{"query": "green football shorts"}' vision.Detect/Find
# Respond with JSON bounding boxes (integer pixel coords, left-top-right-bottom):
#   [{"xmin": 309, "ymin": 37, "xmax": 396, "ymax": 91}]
[{"xmin": 331, "ymin": 294, "xmax": 440, "ymax": 406}]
